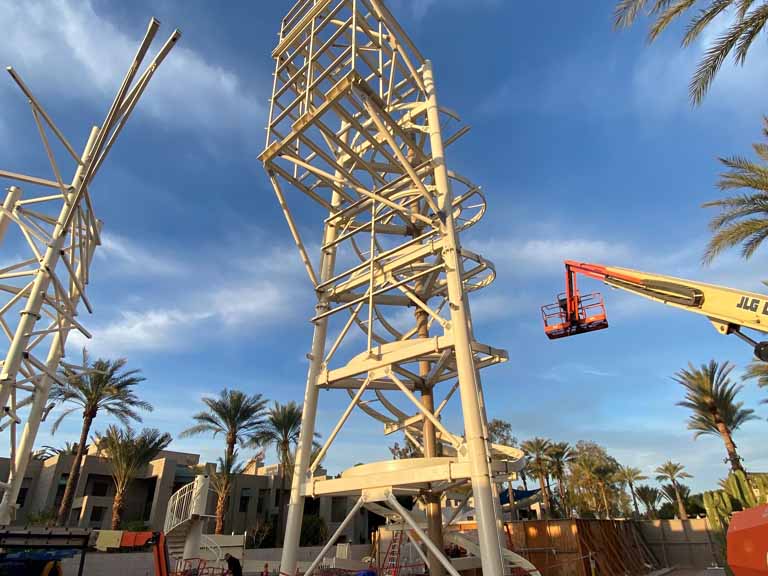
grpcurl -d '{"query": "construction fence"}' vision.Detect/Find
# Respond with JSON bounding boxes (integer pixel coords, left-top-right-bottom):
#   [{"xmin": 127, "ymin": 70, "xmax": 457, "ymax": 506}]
[{"xmin": 448, "ymin": 518, "xmax": 720, "ymax": 576}]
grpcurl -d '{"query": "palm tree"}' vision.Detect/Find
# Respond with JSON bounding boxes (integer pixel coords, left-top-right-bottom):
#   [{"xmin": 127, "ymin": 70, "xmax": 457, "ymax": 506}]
[
  {"xmin": 252, "ymin": 401, "xmax": 319, "ymax": 543},
  {"xmin": 594, "ymin": 463, "xmax": 617, "ymax": 519},
  {"xmin": 655, "ymin": 461, "xmax": 693, "ymax": 519},
  {"xmin": 614, "ymin": 1, "xmax": 768, "ymax": 104},
  {"xmin": 674, "ymin": 360, "xmax": 756, "ymax": 472},
  {"xmin": 615, "ymin": 465, "xmax": 648, "ymax": 519},
  {"xmin": 702, "ymin": 119, "xmax": 768, "ymax": 263},
  {"xmin": 743, "ymin": 359, "xmax": 768, "ymax": 403},
  {"xmin": 181, "ymin": 389, "xmax": 266, "ymax": 534},
  {"xmin": 210, "ymin": 451, "xmax": 244, "ymax": 535},
  {"xmin": 49, "ymin": 350, "xmax": 150, "ymax": 526},
  {"xmin": 94, "ymin": 426, "xmax": 171, "ymax": 529},
  {"xmin": 547, "ymin": 442, "xmax": 573, "ymax": 516},
  {"xmin": 520, "ymin": 437, "xmax": 553, "ymax": 518},
  {"xmin": 635, "ymin": 484, "xmax": 662, "ymax": 519},
  {"xmin": 181, "ymin": 389, "xmax": 268, "ymax": 475}
]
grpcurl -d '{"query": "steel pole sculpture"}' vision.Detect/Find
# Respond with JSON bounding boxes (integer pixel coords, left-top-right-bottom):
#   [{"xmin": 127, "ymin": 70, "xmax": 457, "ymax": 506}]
[
  {"xmin": 0, "ymin": 19, "xmax": 180, "ymax": 524},
  {"xmin": 261, "ymin": 2, "xmax": 524, "ymax": 575}
]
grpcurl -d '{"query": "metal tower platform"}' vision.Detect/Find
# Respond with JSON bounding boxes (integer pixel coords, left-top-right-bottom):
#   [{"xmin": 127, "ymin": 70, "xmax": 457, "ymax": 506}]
[{"xmin": 260, "ymin": 2, "xmax": 526, "ymax": 575}]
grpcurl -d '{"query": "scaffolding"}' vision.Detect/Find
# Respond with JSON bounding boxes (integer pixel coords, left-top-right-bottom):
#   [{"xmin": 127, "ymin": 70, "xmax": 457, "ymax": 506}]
[
  {"xmin": 260, "ymin": 2, "xmax": 525, "ymax": 575},
  {"xmin": 0, "ymin": 18, "xmax": 179, "ymax": 524}
]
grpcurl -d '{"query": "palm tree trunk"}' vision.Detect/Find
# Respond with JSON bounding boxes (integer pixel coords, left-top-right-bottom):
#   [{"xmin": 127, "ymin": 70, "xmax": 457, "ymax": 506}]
[
  {"xmin": 538, "ymin": 472, "xmax": 550, "ymax": 519},
  {"xmin": 672, "ymin": 481, "xmax": 688, "ymax": 520},
  {"xmin": 278, "ymin": 448, "xmax": 289, "ymax": 544},
  {"xmin": 599, "ymin": 482, "xmax": 610, "ymax": 519},
  {"xmin": 629, "ymin": 482, "xmax": 640, "ymax": 519},
  {"xmin": 557, "ymin": 474, "xmax": 567, "ymax": 517},
  {"xmin": 215, "ymin": 490, "xmax": 227, "ymax": 535},
  {"xmin": 521, "ymin": 470, "xmax": 528, "ymax": 491},
  {"xmin": 716, "ymin": 421, "xmax": 745, "ymax": 473},
  {"xmin": 110, "ymin": 489, "xmax": 124, "ymax": 530},
  {"xmin": 56, "ymin": 414, "xmax": 93, "ymax": 526}
]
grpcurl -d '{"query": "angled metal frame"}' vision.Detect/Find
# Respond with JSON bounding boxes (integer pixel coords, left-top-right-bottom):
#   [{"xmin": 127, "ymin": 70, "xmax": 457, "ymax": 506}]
[{"xmin": 0, "ymin": 18, "xmax": 180, "ymax": 524}]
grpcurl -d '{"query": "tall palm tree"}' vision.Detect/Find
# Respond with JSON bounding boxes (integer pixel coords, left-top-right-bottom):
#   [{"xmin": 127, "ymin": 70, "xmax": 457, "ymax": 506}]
[
  {"xmin": 49, "ymin": 350, "xmax": 150, "ymax": 526},
  {"xmin": 702, "ymin": 119, "xmax": 768, "ymax": 263},
  {"xmin": 614, "ymin": 1, "xmax": 768, "ymax": 104},
  {"xmin": 94, "ymin": 426, "xmax": 171, "ymax": 529},
  {"xmin": 655, "ymin": 461, "xmax": 693, "ymax": 519},
  {"xmin": 743, "ymin": 359, "xmax": 768, "ymax": 403},
  {"xmin": 521, "ymin": 437, "xmax": 553, "ymax": 518},
  {"xmin": 635, "ymin": 484, "xmax": 662, "ymax": 519},
  {"xmin": 181, "ymin": 389, "xmax": 268, "ymax": 474},
  {"xmin": 181, "ymin": 389, "xmax": 266, "ymax": 534},
  {"xmin": 594, "ymin": 463, "xmax": 617, "ymax": 519},
  {"xmin": 674, "ymin": 360, "xmax": 756, "ymax": 472},
  {"xmin": 615, "ymin": 465, "xmax": 648, "ymax": 519},
  {"xmin": 210, "ymin": 451, "xmax": 244, "ymax": 535},
  {"xmin": 547, "ymin": 442, "xmax": 573, "ymax": 516},
  {"xmin": 252, "ymin": 401, "xmax": 319, "ymax": 543}
]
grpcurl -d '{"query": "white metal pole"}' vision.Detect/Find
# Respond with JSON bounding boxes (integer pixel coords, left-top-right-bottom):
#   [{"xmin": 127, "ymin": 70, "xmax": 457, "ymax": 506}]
[
  {"xmin": 304, "ymin": 496, "xmax": 365, "ymax": 576},
  {"xmin": 279, "ymin": 188, "xmax": 343, "ymax": 575},
  {"xmin": 422, "ymin": 59, "xmax": 506, "ymax": 576},
  {"xmin": 0, "ymin": 186, "xmax": 22, "ymax": 247},
  {"xmin": 0, "ymin": 127, "xmax": 99, "ymax": 525},
  {"xmin": 386, "ymin": 493, "xmax": 461, "ymax": 576}
]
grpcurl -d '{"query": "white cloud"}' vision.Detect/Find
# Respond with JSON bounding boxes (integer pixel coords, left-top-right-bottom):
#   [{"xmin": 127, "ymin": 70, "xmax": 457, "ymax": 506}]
[
  {"xmin": 70, "ymin": 273, "xmax": 304, "ymax": 356},
  {"xmin": 69, "ymin": 307, "xmax": 209, "ymax": 355},
  {"xmin": 470, "ymin": 292, "xmax": 531, "ymax": 322},
  {"xmin": 97, "ymin": 233, "xmax": 186, "ymax": 277},
  {"xmin": 388, "ymin": 0, "xmax": 502, "ymax": 21},
  {"xmin": 472, "ymin": 237, "xmax": 633, "ymax": 276},
  {"xmin": 0, "ymin": 0, "xmax": 264, "ymax": 139},
  {"xmin": 210, "ymin": 280, "xmax": 295, "ymax": 327}
]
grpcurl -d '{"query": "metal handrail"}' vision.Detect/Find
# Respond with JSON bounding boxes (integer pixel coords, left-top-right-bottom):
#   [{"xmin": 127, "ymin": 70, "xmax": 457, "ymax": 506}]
[
  {"xmin": 164, "ymin": 479, "xmax": 196, "ymax": 534},
  {"xmin": 201, "ymin": 533, "xmax": 223, "ymax": 566}
]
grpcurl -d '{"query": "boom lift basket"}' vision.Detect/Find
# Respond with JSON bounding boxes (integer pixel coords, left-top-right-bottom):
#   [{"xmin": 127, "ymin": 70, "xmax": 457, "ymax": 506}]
[{"xmin": 542, "ymin": 291, "xmax": 608, "ymax": 339}]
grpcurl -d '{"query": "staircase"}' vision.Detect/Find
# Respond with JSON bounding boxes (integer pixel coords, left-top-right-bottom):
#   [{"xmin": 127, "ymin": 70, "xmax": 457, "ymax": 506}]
[{"xmin": 164, "ymin": 475, "xmax": 222, "ymax": 568}]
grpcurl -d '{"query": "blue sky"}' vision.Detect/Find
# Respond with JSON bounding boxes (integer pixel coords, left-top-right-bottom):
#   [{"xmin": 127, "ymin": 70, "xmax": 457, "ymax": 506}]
[{"xmin": 2, "ymin": 0, "xmax": 768, "ymax": 494}]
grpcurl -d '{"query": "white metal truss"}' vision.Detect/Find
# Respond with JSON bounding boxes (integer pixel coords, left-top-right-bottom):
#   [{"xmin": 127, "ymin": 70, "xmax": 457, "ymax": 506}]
[
  {"xmin": 0, "ymin": 18, "xmax": 180, "ymax": 524},
  {"xmin": 260, "ymin": 2, "xmax": 525, "ymax": 576}
]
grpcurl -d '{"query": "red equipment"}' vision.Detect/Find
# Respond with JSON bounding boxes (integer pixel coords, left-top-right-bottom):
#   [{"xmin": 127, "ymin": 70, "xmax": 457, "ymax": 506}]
[
  {"xmin": 727, "ymin": 503, "xmax": 768, "ymax": 576},
  {"xmin": 541, "ymin": 261, "xmax": 614, "ymax": 339}
]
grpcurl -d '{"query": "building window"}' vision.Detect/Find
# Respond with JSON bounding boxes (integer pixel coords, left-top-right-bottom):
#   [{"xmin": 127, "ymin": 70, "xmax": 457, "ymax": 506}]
[
  {"xmin": 331, "ymin": 497, "xmax": 347, "ymax": 523},
  {"xmin": 274, "ymin": 489, "xmax": 281, "ymax": 507},
  {"xmin": 90, "ymin": 506, "xmax": 105, "ymax": 523},
  {"xmin": 91, "ymin": 481, "xmax": 109, "ymax": 497},
  {"xmin": 54, "ymin": 474, "xmax": 69, "ymax": 508},
  {"xmin": 239, "ymin": 488, "xmax": 251, "ymax": 513},
  {"xmin": 16, "ymin": 487, "xmax": 28, "ymax": 508},
  {"xmin": 257, "ymin": 489, "xmax": 267, "ymax": 514}
]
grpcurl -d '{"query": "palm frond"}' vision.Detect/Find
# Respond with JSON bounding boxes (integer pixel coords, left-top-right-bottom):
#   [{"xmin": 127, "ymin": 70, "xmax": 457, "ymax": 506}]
[
  {"xmin": 683, "ymin": 0, "xmax": 736, "ymax": 46},
  {"xmin": 649, "ymin": 0, "xmax": 698, "ymax": 42},
  {"xmin": 734, "ymin": 4, "xmax": 768, "ymax": 64},
  {"xmin": 743, "ymin": 361, "xmax": 768, "ymax": 403},
  {"xmin": 690, "ymin": 15, "xmax": 756, "ymax": 105},
  {"xmin": 614, "ymin": 0, "xmax": 651, "ymax": 28}
]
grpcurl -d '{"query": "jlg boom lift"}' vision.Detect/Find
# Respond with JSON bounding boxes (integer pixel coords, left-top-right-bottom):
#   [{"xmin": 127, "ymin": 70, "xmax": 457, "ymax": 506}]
[{"xmin": 542, "ymin": 260, "xmax": 768, "ymax": 361}]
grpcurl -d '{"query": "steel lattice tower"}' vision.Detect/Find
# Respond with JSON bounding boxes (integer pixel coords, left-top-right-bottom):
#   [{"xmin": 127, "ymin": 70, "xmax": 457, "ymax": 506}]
[
  {"xmin": 0, "ymin": 19, "xmax": 179, "ymax": 524},
  {"xmin": 261, "ymin": 2, "xmax": 531, "ymax": 575}
]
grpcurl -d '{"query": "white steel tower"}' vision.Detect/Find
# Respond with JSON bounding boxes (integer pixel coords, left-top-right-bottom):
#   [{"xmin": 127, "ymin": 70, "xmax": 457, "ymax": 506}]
[
  {"xmin": 260, "ymin": 2, "xmax": 529, "ymax": 575},
  {"xmin": 0, "ymin": 19, "xmax": 180, "ymax": 525}
]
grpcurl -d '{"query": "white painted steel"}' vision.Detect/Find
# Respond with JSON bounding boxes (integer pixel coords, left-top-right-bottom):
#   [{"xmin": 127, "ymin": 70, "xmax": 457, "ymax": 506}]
[
  {"xmin": 261, "ymin": 4, "xmax": 524, "ymax": 576},
  {"xmin": 0, "ymin": 19, "xmax": 179, "ymax": 525}
]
